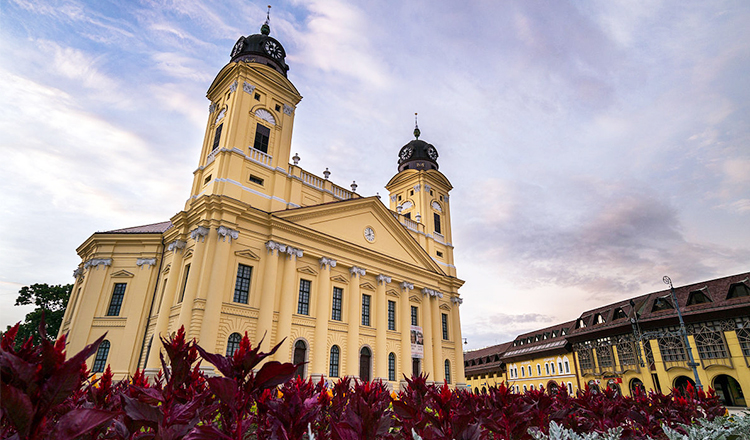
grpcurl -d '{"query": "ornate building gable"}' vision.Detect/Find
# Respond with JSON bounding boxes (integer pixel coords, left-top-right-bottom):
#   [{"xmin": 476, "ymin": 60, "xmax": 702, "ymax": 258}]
[{"xmin": 273, "ymin": 196, "xmax": 444, "ymax": 275}]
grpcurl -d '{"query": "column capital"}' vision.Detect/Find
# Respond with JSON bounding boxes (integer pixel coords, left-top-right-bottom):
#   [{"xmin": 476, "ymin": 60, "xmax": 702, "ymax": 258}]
[
  {"xmin": 376, "ymin": 274, "xmax": 392, "ymax": 285},
  {"xmin": 451, "ymin": 296, "xmax": 463, "ymax": 305},
  {"xmin": 84, "ymin": 258, "xmax": 111, "ymax": 270},
  {"xmin": 136, "ymin": 258, "xmax": 157, "ymax": 269},
  {"xmin": 319, "ymin": 257, "xmax": 337, "ymax": 269},
  {"xmin": 190, "ymin": 226, "xmax": 209, "ymax": 242},
  {"xmin": 217, "ymin": 226, "xmax": 239, "ymax": 243},
  {"xmin": 400, "ymin": 281, "xmax": 414, "ymax": 291},
  {"xmin": 72, "ymin": 267, "xmax": 83, "ymax": 279},
  {"xmin": 422, "ymin": 287, "xmax": 443, "ymax": 299},
  {"xmin": 167, "ymin": 239, "xmax": 187, "ymax": 252},
  {"xmin": 350, "ymin": 266, "xmax": 366, "ymax": 277},
  {"xmin": 284, "ymin": 246, "xmax": 304, "ymax": 259}
]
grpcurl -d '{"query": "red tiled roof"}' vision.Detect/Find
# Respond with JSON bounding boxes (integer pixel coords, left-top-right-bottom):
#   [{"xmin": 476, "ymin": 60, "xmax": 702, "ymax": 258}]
[
  {"xmin": 102, "ymin": 221, "xmax": 172, "ymax": 234},
  {"xmin": 464, "ymin": 341, "xmax": 512, "ymax": 375}
]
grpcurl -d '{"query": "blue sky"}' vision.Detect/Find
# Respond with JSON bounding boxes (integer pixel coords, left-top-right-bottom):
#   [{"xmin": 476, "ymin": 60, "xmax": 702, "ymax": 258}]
[{"xmin": 1, "ymin": 0, "xmax": 748, "ymax": 350}]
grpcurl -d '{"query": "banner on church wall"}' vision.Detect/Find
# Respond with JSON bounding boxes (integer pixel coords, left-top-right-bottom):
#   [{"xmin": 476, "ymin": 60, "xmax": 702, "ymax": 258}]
[{"xmin": 411, "ymin": 325, "xmax": 424, "ymax": 359}]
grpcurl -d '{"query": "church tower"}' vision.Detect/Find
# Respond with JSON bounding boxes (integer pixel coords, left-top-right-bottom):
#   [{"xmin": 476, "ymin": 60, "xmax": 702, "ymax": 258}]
[
  {"xmin": 188, "ymin": 13, "xmax": 303, "ymax": 213},
  {"xmin": 385, "ymin": 119, "xmax": 456, "ymax": 277}
]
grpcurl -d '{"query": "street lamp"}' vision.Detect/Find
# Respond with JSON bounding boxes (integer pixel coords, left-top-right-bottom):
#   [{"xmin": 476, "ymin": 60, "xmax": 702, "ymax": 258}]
[{"xmin": 663, "ymin": 276, "xmax": 703, "ymax": 391}]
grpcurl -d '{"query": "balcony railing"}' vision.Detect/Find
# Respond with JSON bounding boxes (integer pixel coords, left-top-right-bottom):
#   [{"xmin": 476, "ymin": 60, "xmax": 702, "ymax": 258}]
[{"xmin": 248, "ymin": 148, "xmax": 272, "ymax": 167}]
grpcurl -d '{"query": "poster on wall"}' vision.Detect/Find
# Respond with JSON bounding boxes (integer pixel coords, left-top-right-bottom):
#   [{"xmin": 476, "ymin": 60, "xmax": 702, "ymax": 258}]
[{"xmin": 411, "ymin": 325, "xmax": 424, "ymax": 359}]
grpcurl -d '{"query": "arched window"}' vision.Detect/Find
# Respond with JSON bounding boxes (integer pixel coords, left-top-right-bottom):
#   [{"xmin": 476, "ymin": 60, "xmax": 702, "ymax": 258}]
[
  {"xmin": 329, "ymin": 345, "xmax": 340, "ymax": 378},
  {"xmin": 567, "ymin": 382, "xmax": 573, "ymax": 394},
  {"xmin": 527, "ymin": 365, "xmax": 532, "ymax": 377},
  {"xmin": 92, "ymin": 340, "xmax": 110, "ymax": 373},
  {"xmin": 293, "ymin": 340, "xmax": 307, "ymax": 378},
  {"xmin": 388, "ymin": 352, "xmax": 396, "ymax": 381},
  {"xmin": 563, "ymin": 358, "xmax": 570, "ymax": 373},
  {"xmin": 444, "ymin": 359, "xmax": 451, "ymax": 384},
  {"xmin": 226, "ymin": 332, "xmax": 242, "ymax": 357},
  {"xmin": 359, "ymin": 347, "xmax": 371, "ymax": 382}
]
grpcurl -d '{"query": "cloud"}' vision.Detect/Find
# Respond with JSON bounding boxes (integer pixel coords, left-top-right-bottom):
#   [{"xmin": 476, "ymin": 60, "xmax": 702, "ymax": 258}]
[{"xmin": 463, "ymin": 312, "xmax": 555, "ymax": 349}]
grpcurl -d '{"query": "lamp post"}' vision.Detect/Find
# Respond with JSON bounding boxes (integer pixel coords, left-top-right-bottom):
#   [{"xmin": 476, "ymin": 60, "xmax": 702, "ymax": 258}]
[{"xmin": 662, "ymin": 276, "xmax": 703, "ymax": 391}]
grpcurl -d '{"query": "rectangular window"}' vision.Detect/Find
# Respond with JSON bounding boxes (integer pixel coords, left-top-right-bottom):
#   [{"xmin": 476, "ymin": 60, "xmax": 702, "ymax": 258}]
[
  {"xmin": 434, "ymin": 213, "xmax": 442, "ymax": 234},
  {"xmin": 361, "ymin": 294, "xmax": 371, "ymax": 326},
  {"xmin": 253, "ymin": 123, "xmax": 270, "ymax": 153},
  {"xmin": 249, "ymin": 175, "xmax": 264, "ymax": 185},
  {"xmin": 212, "ymin": 124, "xmax": 223, "ymax": 151},
  {"xmin": 441, "ymin": 313, "xmax": 449, "ymax": 340},
  {"xmin": 233, "ymin": 264, "xmax": 252, "ymax": 304},
  {"xmin": 178, "ymin": 264, "xmax": 190, "ymax": 303},
  {"xmin": 297, "ymin": 279, "xmax": 311, "ymax": 315},
  {"xmin": 404, "ymin": 212, "xmax": 411, "ymax": 220},
  {"xmin": 411, "ymin": 305, "xmax": 418, "ymax": 326},
  {"xmin": 107, "ymin": 283, "xmax": 127, "ymax": 316},
  {"xmin": 388, "ymin": 300, "xmax": 396, "ymax": 330},
  {"xmin": 332, "ymin": 287, "xmax": 343, "ymax": 321}
]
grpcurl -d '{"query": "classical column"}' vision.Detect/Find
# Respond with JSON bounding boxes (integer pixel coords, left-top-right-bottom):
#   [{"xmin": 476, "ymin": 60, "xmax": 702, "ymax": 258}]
[
  {"xmin": 198, "ymin": 227, "xmax": 239, "ymax": 359},
  {"xmin": 399, "ymin": 281, "xmax": 414, "ymax": 390},
  {"xmin": 420, "ymin": 287, "xmax": 434, "ymax": 382},
  {"xmin": 347, "ymin": 266, "xmax": 366, "ymax": 377},
  {"xmin": 257, "ymin": 240, "xmax": 283, "ymax": 344},
  {"xmin": 429, "ymin": 289, "xmax": 444, "ymax": 383},
  {"xmin": 311, "ymin": 257, "xmax": 336, "ymax": 382},
  {"xmin": 144, "ymin": 240, "xmax": 185, "ymax": 372},
  {"xmin": 374, "ymin": 274, "xmax": 391, "ymax": 382},
  {"xmin": 451, "ymin": 296, "xmax": 467, "ymax": 388},
  {"xmin": 66, "ymin": 258, "xmax": 112, "ymax": 355},
  {"xmin": 274, "ymin": 246, "xmax": 303, "ymax": 361},
  {"xmin": 176, "ymin": 226, "xmax": 210, "ymax": 335}
]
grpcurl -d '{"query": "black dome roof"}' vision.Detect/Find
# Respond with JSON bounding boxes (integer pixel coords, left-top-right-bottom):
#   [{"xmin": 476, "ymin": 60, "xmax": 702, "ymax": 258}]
[
  {"xmin": 229, "ymin": 23, "xmax": 289, "ymax": 77},
  {"xmin": 397, "ymin": 138, "xmax": 439, "ymax": 172}
]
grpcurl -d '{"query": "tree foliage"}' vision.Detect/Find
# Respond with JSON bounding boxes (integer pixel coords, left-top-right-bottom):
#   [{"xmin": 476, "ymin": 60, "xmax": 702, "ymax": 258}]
[{"xmin": 11, "ymin": 283, "xmax": 72, "ymax": 348}]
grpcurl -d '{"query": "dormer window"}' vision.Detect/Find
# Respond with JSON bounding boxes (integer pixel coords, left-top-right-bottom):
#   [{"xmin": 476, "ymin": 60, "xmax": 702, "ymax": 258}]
[
  {"xmin": 727, "ymin": 282, "xmax": 750, "ymax": 299},
  {"xmin": 651, "ymin": 296, "xmax": 674, "ymax": 312},
  {"xmin": 575, "ymin": 318, "xmax": 586, "ymax": 329},
  {"xmin": 253, "ymin": 123, "xmax": 270, "ymax": 153},
  {"xmin": 593, "ymin": 313, "xmax": 605, "ymax": 325},
  {"xmin": 687, "ymin": 287, "xmax": 712, "ymax": 305},
  {"xmin": 613, "ymin": 307, "xmax": 628, "ymax": 320}
]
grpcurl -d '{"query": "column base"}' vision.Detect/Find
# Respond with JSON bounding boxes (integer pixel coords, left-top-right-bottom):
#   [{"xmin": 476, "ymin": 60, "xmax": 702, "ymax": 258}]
[
  {"xmin": 456, "ymin": 382, "xmax": 468, "ymax": 391},
  {"xmin": 143, "ymin": 368, "xmax": 161, "ymax": 381},
  {"xmin": 310, "ymin": 373, "xmax": 326, "ymax": 384},
  {"xmin": 199, "ymin": 365, "xmax": 216, "ymax": 377},
  {"xmin": 399, "ymin": 379, "xmax": 409, "ymax": 391}
]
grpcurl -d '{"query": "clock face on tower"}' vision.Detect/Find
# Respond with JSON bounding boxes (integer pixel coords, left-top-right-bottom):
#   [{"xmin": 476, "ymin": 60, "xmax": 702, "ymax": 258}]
[
  {"xmin": 364, "ymin": 227, "xmax": 375, "ymax": 242},
  {"xmin": 231, "ymin": 38, "xmax": 245, "ymax": 57},
  {"xmin": 427, "ymin": 146, "xmax": 438, "ymax": 160},
  {"xmin": 264, "ymin": 40, "xmax": 283, "ymax": 59},
  {"xmin": 399, "ymin": 146, "xmax": 413, "ymax": 161}
]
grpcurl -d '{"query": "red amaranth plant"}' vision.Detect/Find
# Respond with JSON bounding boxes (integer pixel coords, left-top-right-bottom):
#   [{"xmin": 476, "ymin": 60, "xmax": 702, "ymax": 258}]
[{"xmin": 0, "ymin": 320, "xmax": 116, "ymax": 440}]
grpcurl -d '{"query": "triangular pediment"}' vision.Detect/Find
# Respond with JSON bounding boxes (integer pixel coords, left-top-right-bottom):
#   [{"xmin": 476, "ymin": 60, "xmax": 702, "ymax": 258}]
[
  {"xmin": 298, "ymin": 265, "xmax": 318, "ymax": 276},
  {"xmin": 360, "ymin": 282, "xmax": 376, "ymax": 291},
  {"xmin": 386, "ymin": 288, "xmax": 400, "ymax": 298},
  {"xmin": 162, "ymin": 263, "xmax": 171, "ymax": 274},
  {"xmin": 111, "ymin": 270, "xmax": 134, "ymax": 278},
  {"xmin": 330, "ymin": 274, "xmax": 349, "ymax": 284},
  {"xmin": 273, "ymin": 197, "xmax": 443, "ymax": 275},
  {"xmin": 235, "ymin": 248, "xmax": 261, "ymax": 260},
  {"xmin": 183, "ymin": 248, "xmax": 194, "ymax": 259},
  {"xmin": 439, "ymin": 303, "xmax": 451, "ymax": 312},
  {"xmin": 409, "ymin": 294, "xmax": 422, "ymax": 303}
]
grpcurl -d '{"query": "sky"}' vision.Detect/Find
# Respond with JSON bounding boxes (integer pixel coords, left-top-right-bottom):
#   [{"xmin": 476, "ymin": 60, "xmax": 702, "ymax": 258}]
[{"xmin": 0, "ymin": 0, "xmax": 748, "ymax": 350}]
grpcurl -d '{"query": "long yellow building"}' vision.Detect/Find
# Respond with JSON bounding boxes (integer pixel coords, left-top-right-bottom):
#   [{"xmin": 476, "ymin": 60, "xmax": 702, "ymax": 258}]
[
  {"xmin": 58, "ymin": 18, "xmax": 466, "ymax": 389},
  {"xmin": 465, "ymin": 272, "xmax": 750, "ymax": 410}
]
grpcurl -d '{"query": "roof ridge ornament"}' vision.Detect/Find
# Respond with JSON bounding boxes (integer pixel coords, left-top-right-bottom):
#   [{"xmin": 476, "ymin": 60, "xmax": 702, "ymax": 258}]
[
  {"xmin": 413, "ymin": 112, "xmax": 420, "ymax": 139},
  {"xmin": 261, "ymin": 5, "xmax": 271, "ymax": 35}
]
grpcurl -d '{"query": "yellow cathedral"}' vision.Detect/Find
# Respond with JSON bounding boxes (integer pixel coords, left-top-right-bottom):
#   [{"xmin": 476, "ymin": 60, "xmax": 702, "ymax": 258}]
[{"xmin": 58, "ymin": 18, "xmax": 466, "ymax": 390}]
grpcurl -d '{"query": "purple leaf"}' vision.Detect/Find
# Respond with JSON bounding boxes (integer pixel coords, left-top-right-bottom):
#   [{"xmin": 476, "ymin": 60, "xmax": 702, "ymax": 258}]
[
  {"xmin": 122, "ymin": 394, "xmax": 163, "ymax": 425},
  {"xmin": 184, "ymin": 425, "xmax": 234, "ymax": 440},
  {"xmin": 49, "ymin": 408, "xmax": 119, "ymax": 440},
  {"xmin": 195, "ymin": 345, "xmax": 233, "ymax": 377},
  {"xmin": 0, "ymin": 382, "xmax": 34, "ymax": 438},
  {"xmin": 254, "ymin": 361, "xmax": 297, "ymax": 390},
  {"xmin": 206, "ymin": 376, "xmax": 238, "ymax": 406}
]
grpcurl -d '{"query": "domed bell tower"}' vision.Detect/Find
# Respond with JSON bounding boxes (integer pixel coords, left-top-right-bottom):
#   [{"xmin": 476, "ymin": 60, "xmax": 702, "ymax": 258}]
[
  {"xmin": 188, "ymin": 7, "xmax": 302, "ymax": 212},
  {"xmin": 385, "ymin": 116, "xmax": 456, "ymax": 277}
]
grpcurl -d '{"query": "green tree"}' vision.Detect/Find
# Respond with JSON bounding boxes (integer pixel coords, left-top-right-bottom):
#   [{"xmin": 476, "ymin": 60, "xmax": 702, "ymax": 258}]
[{"xmin": 10, "ymin": 283, "xmax": 72, "ymax": 348}]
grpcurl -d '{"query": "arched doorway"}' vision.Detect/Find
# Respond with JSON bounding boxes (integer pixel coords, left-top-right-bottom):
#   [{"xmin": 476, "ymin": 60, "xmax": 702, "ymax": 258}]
[
  {"xmin": 713, "ymin": 374, "xmax": 746, "ymax": 407},
  {"xmin": 629, "ymin": 378, "xmax": 645, "ymax": 395},
  {"xmin": 587, "ymin": 380, "xmax": 600, "ymax": 394},
  {"xmin": 673, "ymin": 376, "xmax": 695, "ymax": 395},
  {"xmin": 293, "ymin": 340, "xmax": 307, "ymax": 378},
  {"xmin": 547, "ymin": 380, "xmax": 559, "ymax": 396},
  {"xmin": 359, "ymin": 347, "xmax": 372, "ymax": 382},
  {"xmin": 606, "ymin": 379, "xmax": 621, "ymax": 396}
]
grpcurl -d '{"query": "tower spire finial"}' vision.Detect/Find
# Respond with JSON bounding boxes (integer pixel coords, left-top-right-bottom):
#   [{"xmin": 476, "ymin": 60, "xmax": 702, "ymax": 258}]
[
  {"xmin": 261, "ymin": 5, "xmax": 271, "ymax": 35},
  {"xmin": 413, "ymin": 112, "xmax": 420, "ymax": 140}
]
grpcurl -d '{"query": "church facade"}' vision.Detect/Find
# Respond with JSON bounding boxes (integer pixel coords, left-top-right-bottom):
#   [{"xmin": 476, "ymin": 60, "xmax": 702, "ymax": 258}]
[{"xmin": 58, "ymin": 19, "xmax": 466, "ymax": 389}]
